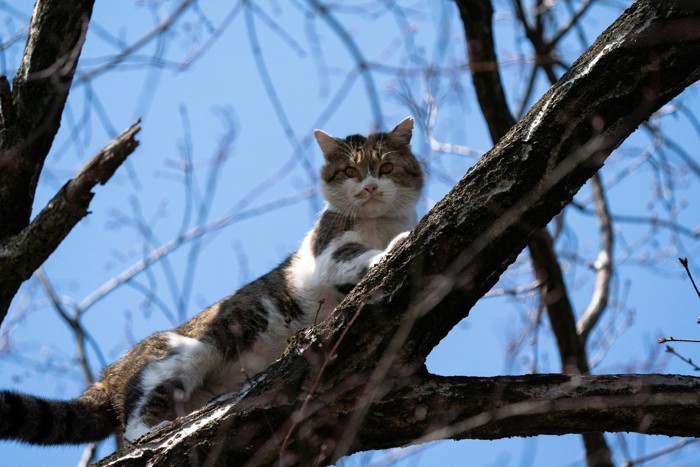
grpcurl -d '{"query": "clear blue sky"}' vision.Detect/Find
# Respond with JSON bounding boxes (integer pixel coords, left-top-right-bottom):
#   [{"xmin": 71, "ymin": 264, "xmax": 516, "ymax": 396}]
[{"xmin": 1, "ymin": 1, "xmax": 699, "ymax": 465}]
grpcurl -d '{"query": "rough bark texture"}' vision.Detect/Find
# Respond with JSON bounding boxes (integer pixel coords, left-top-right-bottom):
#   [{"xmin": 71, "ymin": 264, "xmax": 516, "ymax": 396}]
[
  {"xmin": 0, "ymin": 0, "xmax": 95, "ymax": 238},
  {"xmin": 455, "ymin": 0, "xmax": 591, "ymax": 376},
  {"xmin": 0, "ymin": 0, "xmax": 141, "ymax": 323},
  {"xmin": 99, "ymin": 373, "xmax": 700, "ymax": 466},
  {"xmin": 456, "ymin": 3, "xmax": 610, "ymax": 462},
  {"xmin": 95, "ymin": 1, "xmax": 700, "ymax": 466},
  {"xmin": 360, "ymin": 374, "xmax": 700, "ymax": 446},
  {"xmin": 0, "ymin": 121, "xmax": 141, "ymax": 318}
]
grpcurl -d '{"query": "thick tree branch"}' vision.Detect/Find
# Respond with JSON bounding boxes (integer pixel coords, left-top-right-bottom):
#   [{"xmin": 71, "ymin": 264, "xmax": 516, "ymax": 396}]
[
  {"xmin": 454, "ymin": 0, "xmax": 591, "ymax": 375},
  {"xmin": 99, "ymin": 373, "xmax": 700, "ymax": 466},
  {"xmin": 0, "ymin": 0, "xmax": 96, "ymax": 238},
  {"xmin": 455, "ymin": 0, "xmax": 516, "ymax": 140},
  {"xmin": 455, "ymin": 0, "xmax": 594, "ymax": 374},
  {"xmin": 0, "ymin": 120, "xmax": 141, "ymax": 323},
  {"xmin": 454, "ymin": 2, "xmax": 608, "ymax": 461},
  {"xmin": 361, "ymin": 373, "xmax": 700, "ymax": 447},
  {"xmin": 93, "ymin": 1, "xmax": 700, "ymax": 465}
]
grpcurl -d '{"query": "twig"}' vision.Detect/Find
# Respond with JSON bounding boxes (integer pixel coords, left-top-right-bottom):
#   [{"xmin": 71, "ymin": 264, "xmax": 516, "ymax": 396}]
[
  {"xmin": 550, "ymin": 0, "xmax": 596, "ymax": 46},
  {"xmin": 308, "ymin": 0, "xmax": 384, "ymax": 129},
  {"xmin": 662, "ymin": 344, "xmax": 700, "ymax": 371},
  {"xmin": 623, "ymin": 437, "xmax": 700, "ymax": 466},
  {"xmin": 36, "ymin": 268, "xmax": 95, "ymax": 385},
  {"xmin": 78, "ymin": 0, "xmax": 195, "ymax": 81},
  {"xmin": 244, "ymin": 3, "xmax": 318, "ymax": 199},
  {"xmin": 679, "ymin": 257, "xmax": 700, "ymax": 300},
  {"xmin": 658, "ymin": 337, "xmax": 700, "ymax": 344},
  {"xmin": 76, "ymin": 189, "xmax": 315, "ymax": 313},
  {"xmin": 569, "ymin": 204, "xmax": 699, "ymax": 239}
]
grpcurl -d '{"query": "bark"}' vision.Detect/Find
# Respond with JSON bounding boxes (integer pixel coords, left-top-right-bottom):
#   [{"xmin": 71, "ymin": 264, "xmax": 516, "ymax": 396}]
[
  {"xmin": 0, "ymin": 0, "xmax": 140, "ymax": 322},
  {"xmin": 0, "ymin": 121, "xmax": 141, "ymax": 319},
  {"xmin": 95, "ymin": 1, "xmax": 700, "ymax": 466},
  {"xmin": 359, "ymin": 374, "xmax": 700, "ymax": 447},
  {"xmin": 455, "ymin": 0, "xmax": 591, "ymax": 375},
  {"xmin": 99, "ymin": 373, "xmax": 700, "ymax": 466},
  {"xmin": 0, "ymin": 0, "xmax": 96, "ymax": 238},
  {"xmin": 454, "ymin": 2, "xmax": 612, "ymax": 460}
]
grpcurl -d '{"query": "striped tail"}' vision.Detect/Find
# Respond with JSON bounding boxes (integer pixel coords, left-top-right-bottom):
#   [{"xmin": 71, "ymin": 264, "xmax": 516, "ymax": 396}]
[{"xmin": 0, "ymin": 384, "xmax": 117, "ymax": 445}]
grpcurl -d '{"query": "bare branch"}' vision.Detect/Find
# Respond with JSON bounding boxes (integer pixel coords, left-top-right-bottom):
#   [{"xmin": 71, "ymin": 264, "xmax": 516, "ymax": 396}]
[
  {"xmin": 679, "ymin": 257, "xmax": 700, "ymax": 300},
  {"xmin": 0, "ymin": 0, "xmax": 96, "ymax": 238},
  {"xmin": 308, "ymin": 0, "xmax": 384, "ymax": 129},
  {"xmin": 97, "ymin": 373, "xmax": 700, "ymax": 466},
  {"xmin": 577, "ymin": 173, "xmax": 614, "ymax": 342},
  {"xmin": 0, "ymin": 120, "xmax": 141, "ymax": 322},
  {"xmin": 36, "ymin": 268, "xmax": 95, "ymax": 385},
  {"xmin": 550, "ymin": 0, "xmax": 597, "ymax": 46},
  {"xmin": 624, "ymin": 437, "xmax": 700, "ymax": 466},
  {"xmin": 77, "ymin": 0, "xmax": 194, "ymax": 81},
  {"xmin": 75, "ymin": 189, "xmax": 315, "ymax": 314},
  {"xmin": 659, "ymin": 337, "xmax": 700, "ymax": 344},
  {"xmin": 663, "ymin": 344, "xmax": 700, "ymax": 371}
]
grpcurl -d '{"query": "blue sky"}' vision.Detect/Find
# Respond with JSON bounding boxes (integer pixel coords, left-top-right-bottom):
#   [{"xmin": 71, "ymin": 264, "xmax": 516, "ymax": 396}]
[{"xmin": 1, "ymin": 1, "xmax": 699, "ymax": 465}]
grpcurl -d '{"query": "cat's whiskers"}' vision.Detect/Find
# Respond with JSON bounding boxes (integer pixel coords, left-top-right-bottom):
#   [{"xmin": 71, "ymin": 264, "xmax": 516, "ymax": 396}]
[
  {"xmin": 338, "ymin": 140, "xmax": 356, "ymax": 163},
  {"xmin": 379, "ymin": 149, "xmax": 399, "ymax": 160}
]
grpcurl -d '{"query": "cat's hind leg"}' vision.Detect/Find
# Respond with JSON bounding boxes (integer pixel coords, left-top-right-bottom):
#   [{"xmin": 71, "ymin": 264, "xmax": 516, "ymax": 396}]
[{"xmin": 123, "ymin": 332, "xmax": 222, "ymax": 441}]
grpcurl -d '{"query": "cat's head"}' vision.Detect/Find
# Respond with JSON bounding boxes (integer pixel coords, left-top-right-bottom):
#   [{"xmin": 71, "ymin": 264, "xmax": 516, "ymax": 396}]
[{"xmin": 314, "ymin": 117, "xmax": 423, "ymax": 219}]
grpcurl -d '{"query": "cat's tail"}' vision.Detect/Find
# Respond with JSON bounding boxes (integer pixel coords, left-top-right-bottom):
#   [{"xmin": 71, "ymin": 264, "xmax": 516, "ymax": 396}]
[{"xmin": 0, "ymin": 383, "xmax": 117, "ymax": 445}]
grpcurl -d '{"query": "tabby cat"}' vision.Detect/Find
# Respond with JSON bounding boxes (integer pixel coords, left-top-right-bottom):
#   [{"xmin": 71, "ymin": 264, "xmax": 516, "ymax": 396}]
[{"xmin": 0, "ymin": 117, "xmax": 423, "ymax": 445}]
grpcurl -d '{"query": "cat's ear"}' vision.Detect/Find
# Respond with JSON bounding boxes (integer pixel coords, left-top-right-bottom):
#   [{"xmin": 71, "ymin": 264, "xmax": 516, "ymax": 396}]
[
  {"xmin": 314, "ymin": 129, "xmax": 340, "ymax": 161},
  {"xmin": 387, "ymin": 116, "xmax": 414, "ymax": 147}
]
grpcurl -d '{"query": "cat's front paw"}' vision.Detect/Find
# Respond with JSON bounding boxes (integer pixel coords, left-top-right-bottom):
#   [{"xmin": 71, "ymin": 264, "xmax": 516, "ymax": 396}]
[
  {"xmin": 369, "ymin": 232, "xmax": 411, "ymax": 268},
  {"xmin": 387, "ymin": 231, "xmax": 410, "ymax": 251}
]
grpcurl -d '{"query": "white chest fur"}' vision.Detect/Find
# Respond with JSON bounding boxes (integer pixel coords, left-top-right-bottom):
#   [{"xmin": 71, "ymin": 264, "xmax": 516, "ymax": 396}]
[{"xmin": 286, "ymin": 210, "xmax": 416, "ymax": 327}]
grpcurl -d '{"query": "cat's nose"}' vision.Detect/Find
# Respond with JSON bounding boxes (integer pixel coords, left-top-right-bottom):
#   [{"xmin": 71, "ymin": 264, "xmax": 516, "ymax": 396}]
[{"xmin": 364, "ymin": 183, "xmax": 378, "ymax": 193}]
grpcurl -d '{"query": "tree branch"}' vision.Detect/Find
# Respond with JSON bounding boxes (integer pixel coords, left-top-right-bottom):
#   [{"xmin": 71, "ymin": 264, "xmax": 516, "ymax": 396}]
[
  {"xmin": 577, "ymin": 173, "xmax": 614, "ymax": 342},
  {"xmin": 0, "ymin": 120, "xmax": 141, "ymax": 323},
  {"xmin": 361, "ymin": 373, "xmax": 700, "ymax": 447},
  {"xmin": 454, "ymin": 0, "xmax": 515, "ymax": 140},
  {"xmin": 0, "ymin": 0, "xmax": 96, "ymax": 238},
  {"xmin": 455, "ymin": 0, "xmax": 592, "ymax": 375},
  {"xmin": 98, "ymin": 373, "xmax": 700, "ymax": 466},
  {"xmin": 454, "ymin": 2, "xmax": 609, "ymax": 461}
]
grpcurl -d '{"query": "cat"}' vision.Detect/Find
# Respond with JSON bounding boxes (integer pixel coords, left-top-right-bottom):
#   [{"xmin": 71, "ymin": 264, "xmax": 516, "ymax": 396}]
[{"xmin": 0, "ymin": 117, "xmax": 423, "ymax": 446}]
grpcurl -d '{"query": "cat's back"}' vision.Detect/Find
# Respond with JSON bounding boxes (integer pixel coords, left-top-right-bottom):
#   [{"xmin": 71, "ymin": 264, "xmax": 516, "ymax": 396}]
[{"xmin": 177, "ymin": 257, "xmax": 304, "ymax": 353}]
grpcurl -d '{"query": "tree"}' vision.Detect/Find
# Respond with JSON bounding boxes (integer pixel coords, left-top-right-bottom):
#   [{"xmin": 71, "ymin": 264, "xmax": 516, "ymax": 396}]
[{"xmin": 0, "ymin": 0, "xmax": 699, "ymax": 466}]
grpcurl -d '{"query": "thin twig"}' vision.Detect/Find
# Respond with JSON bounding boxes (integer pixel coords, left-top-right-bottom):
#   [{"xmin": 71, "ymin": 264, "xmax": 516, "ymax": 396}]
[
  {"xmin": 623, "ymin": 437, "xmax": 700, "ymax": 466},
  {"xmin": 663, "ymin": 344, "xmax": 700, "ymax": 371},
  {"xmin": 36, "ymin": 268, "xmax": 95, "ymax": 385},
  {"xmin": 659, "ymin": 337, "xmax": 700, "ymax": 344},
  {"xmin": 679, "ymin": 257, "xmax": 700, "ymax": 300}
]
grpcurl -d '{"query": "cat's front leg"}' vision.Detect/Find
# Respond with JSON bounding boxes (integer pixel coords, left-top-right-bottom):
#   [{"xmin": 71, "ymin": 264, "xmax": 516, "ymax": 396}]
[
  {"xmin": 369, "ymin": 231, "xmax": 410, "ymax": 268},
  {"xmin": 326, "ymin": 232, "xmax": 411, "ymax": 295}
]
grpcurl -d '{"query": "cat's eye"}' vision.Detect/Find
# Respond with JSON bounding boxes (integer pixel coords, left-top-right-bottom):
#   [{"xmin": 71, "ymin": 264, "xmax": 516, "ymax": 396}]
[
  {"xmin": 379, "ymin": 163, "xmax": 394, "ymax": 175},
  {"xmin": 344, "ymin": 167, "xmax": 359, "ymax": 178}
]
